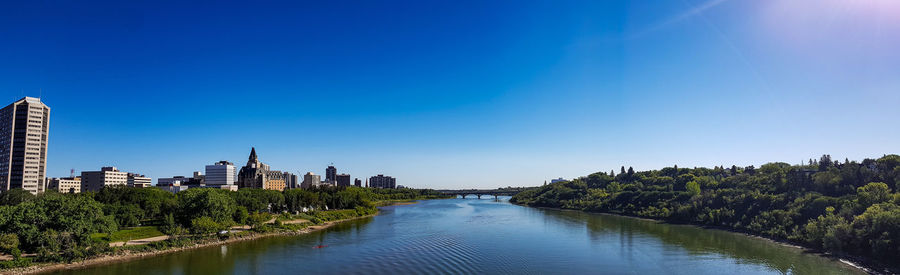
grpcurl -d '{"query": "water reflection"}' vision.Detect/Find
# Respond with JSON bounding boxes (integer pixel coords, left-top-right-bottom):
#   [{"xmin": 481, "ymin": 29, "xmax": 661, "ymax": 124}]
[
  {"xmin": 538, "ymin": 207, "xmax": 859, "ymax": 275},
  {"xmin": 52, "ymin": 199, "xmax": 861, "ymax": 275}
]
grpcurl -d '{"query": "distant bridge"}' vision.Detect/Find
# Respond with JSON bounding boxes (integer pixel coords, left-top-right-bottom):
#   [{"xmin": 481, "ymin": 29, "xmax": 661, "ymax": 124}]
[{"xmin": 437, "ymin": 188, "xmax": 527, "ymax": 199}]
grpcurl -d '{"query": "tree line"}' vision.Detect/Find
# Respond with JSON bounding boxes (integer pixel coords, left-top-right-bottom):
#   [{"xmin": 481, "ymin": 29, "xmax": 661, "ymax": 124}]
[
  {"xmin": 0, "ymin": 186, "xmax": 448, "ymax": 266},
  {"xmin": 511, "ymin": 154, "xmax": 900, "ymax": 268}
]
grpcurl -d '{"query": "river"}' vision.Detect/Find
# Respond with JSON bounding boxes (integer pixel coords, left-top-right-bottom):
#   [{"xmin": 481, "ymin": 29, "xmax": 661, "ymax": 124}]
[{"xmin": 52, "ymin": 198, "xmax": 863, "ymax": 274}]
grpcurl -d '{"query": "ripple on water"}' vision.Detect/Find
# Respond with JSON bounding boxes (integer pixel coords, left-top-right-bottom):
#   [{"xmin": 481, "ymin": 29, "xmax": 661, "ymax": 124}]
[
  {"xmin": 355, "ymin": 230, "xmax": 485, "ymax": 274},
  {"xmin": 48, "ymin": 199, "xmax": 866, "ymax": 275}
]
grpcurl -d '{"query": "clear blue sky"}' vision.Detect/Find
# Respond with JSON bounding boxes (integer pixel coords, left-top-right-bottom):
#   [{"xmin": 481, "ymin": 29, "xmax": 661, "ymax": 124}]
[{"xmin": 2, "ymin": 0, "xmax": 898, "ymax": 189}]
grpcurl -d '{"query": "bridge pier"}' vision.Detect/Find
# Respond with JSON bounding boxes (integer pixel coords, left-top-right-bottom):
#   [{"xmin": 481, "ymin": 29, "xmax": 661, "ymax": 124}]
[
  {"xmin": 493, "ymin": 194, "xmax": 499, "ymax": 200},
  {"xmin": 477, "ymin": 194, "xmax": 482, "ymax": 199},
  {"xmin": 460, "ymin": 194, "xmax": 467, "ymax": 199}
]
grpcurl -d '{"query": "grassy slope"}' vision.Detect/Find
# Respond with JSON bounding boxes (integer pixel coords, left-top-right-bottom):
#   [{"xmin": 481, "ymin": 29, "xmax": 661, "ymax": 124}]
[{"xmin": 91, "ymin": 226, "xmax": 165, "ymax": 243}]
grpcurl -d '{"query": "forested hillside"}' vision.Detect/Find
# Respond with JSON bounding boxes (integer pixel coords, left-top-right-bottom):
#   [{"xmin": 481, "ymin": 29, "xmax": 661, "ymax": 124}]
[{"xmin": 511, "ymin": 155, "xmax": 900, "ymax": 267}]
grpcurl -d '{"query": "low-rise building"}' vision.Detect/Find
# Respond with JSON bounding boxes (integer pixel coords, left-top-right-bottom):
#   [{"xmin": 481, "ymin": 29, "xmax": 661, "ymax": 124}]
[
  {"xmin": 47, "ymin": 177, "xmax": 81, "ymax": 193},
  {"xmin": 158, "ymin": 184, "xmax": 190, "ymax": 193},
  {"xmin": 159, "ymin": 183, "xmax": 237, "ymax": 194},
  {"xmin": 157, "ymin": 176, "xmax": 238, "ymax": 194},
  {"xmin": 128, "ymin": 173, "xmax": 152, "ymax": 188},
  {"xmin": 81, "ymin": 167, "xmax": 129, "ymax": 192},
  {"xmin": 158, "ymin": 176, "xmax": 201, "ymax": 186},
  {"xmin": 192, "ymin": 171, "xmax": 205, "ymax": 182},
  {"xmin": 158, "ymin": 161, "xmax": 240, "ymax": 193}
]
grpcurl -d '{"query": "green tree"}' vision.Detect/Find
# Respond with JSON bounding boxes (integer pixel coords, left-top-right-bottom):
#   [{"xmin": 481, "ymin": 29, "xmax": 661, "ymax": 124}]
[
  {"xmin": 819, "ymin": 154, "xmax": 833, "ymax": 171},
  {"xmin": 850, "ymin": 203, "xmax": 900, "ymax": 262},
  {"xmin": 857, "ymin": 182, "xmax": 891, "ymax": 208},
  {"xmin": 686, "ymin": 181, "xmax": 701, "ymax": 195},
  {"xmin": 177, "ymin": 188, "xmax": 237, "ymax": 226},
  {"xmin": 876, "ymin": 154, "xmax": 900, "ymax": 172},
  {"xmin": 247, "ymin": 212, "xmax": 271, "ymax": 232},
  {"xmin": 0, "ymin": 189, "xmax": 35, "ymax": 206},
  {"xmin": 4, "ymin": 193, "xmax": 117, "ymax": 253},
  {"xmin": 94, "ymin": 186, "xmax": 177, "ymax": 221},
  {"xmin": 233, "ymin": 206, "xmax": 249, "ymax": 225},
  {"xmin": 812, "ymin": 170, "xmax": 844, "ymax": 196},
  {"xmin": 0, "ymin": 233, "xmax": 21, "ymax": 260},
  {"xmin": 106, "ymin": 204, "xmax": 144, "ymax": 227},
  {"xmin": 190, "ymin": 217, "xmax": 223, "ymax": 235},
  {"xmin": 160, "ymin": 213, "xmax": 178, "ymax": 236},
  {"xmin": 802, "ymin": 206, "xmax": 853, "ymax": 253},
  {"xmin": 284, "ymin": 189, "xmax": 309, "ymax": 213},
  {"xmin": 231, "ymin": 189, "xmax": 285, "ymax": 213}
]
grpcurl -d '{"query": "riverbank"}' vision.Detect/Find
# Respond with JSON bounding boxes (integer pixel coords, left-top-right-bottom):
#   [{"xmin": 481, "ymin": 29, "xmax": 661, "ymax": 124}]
[
  {"xmin": 0, "ymin": 214, "xmax": 376, "ymax": 275},
  {"xmin": 516, "ymin": 203, "xmax": 887, "ymax": 275}
]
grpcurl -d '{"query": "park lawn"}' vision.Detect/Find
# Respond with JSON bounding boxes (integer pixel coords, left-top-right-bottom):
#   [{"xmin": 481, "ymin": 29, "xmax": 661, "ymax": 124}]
[
  {"xmin": 313, "ymin": 207, "xmax": 377, "ymax": 222},
  {"xmin": 91, "ymin": 226, "xmax": 165, "ymax": 243}
]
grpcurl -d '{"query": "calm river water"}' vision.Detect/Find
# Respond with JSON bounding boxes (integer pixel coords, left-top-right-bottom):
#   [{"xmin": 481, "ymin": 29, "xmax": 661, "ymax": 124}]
[{"xmin": 53, "ymin": 198, "xmax": 863, "ymax": 275}]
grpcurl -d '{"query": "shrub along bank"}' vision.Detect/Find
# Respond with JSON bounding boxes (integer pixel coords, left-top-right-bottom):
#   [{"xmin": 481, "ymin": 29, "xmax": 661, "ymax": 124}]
[{"xmin": 511, "ymin": 155, "xmax": 900, "ymax": 270}]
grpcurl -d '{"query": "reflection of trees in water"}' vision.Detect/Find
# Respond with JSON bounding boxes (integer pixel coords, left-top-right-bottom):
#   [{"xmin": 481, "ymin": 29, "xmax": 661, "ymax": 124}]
[
  {"xmin": 539, "ymin": 209, "xmax": 859, "ymax": 275},
  {"xmin": 301, "ymin": 216, "xmax": 376, "ymax": 245},
  {"xmin": 111, "ymin": 217, "xmax": 379, "ymax": 275}
]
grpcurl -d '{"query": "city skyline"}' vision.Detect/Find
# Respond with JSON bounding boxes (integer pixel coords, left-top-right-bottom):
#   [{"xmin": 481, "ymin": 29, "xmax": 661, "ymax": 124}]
[{"xmin": 2, "ymin": 1, "xmax": 900, "ymax": 189}]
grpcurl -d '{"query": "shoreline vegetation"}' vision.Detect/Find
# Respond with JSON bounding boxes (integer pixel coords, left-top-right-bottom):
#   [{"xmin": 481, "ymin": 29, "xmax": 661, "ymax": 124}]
[
  {"xmin": 0, "ymin": 186, "xmax": 453, "ymax": 274},
  {"xmin": 527, "ymin": 205, "xmax": 870, "ymax": 273},
  {"xmin": 510, "ymin": 154, "xmax": 900, "ymax": 274},
  {"xmin": 3, "ymin": 213, "xmax": 375, "ymax": 275}
]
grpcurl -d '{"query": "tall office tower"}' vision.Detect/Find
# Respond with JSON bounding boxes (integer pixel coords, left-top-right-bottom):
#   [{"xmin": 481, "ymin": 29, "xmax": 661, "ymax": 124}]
[
  {"xmin": 325, "ymin": 165, "xmax": 336, "ymax": 183},
  {"xmin": 0, "ymin": 97, "xmax": 50, "ymax": 194},
  {"xmin": 206, "ymin": 161, "xmax": 236, "ymax": 185}
]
